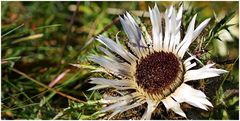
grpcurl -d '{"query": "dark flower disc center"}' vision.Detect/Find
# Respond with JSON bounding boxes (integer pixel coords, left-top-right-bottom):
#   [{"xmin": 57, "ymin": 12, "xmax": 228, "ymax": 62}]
[{"xmin": 135, "ymin": 51, "xmax": 182, "ymax": 95}]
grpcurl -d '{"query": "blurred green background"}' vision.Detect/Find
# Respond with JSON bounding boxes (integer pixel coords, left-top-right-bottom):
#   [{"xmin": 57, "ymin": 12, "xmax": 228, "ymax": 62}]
[{"xmin": 1, "ymin": 1, "xmax": 239, "ymax": 120}]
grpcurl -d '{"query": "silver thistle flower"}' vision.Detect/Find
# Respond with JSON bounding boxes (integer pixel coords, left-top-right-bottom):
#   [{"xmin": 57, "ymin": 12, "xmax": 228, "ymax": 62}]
[{"xmin": 88, "ymin": 4, "xmax": 228, "ymax": 120}]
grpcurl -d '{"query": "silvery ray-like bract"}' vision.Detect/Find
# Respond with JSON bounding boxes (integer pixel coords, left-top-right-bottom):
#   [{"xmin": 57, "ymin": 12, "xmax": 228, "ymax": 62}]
[{"xmin": 88, "ymin": 3, "xmax": 228, "ymax": 120}]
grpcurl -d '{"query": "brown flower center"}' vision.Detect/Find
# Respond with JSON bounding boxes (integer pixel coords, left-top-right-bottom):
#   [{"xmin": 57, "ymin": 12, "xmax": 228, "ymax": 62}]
[{"xmin": 135, "ymin": 51, "xmax": 184, "ymax": 100}]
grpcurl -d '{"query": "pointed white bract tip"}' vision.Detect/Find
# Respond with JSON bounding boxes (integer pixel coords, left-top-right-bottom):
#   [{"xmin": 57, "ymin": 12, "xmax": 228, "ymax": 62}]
[
  {"xmin": 168, "ymin": 5, "xmax": 174, "ymax": 18},
  {"xmin": 187, "ymin": 14, "xmax": 197, "ymax": 30},
  {"xmin": 215, "ymin": 69, "xmax": 229, "ymax": 74},
  {"xmin": 119, "ymin": 15, "xmax": 125, "ymax": 23},
  {"xmin": 199, "ymin": 17, "xmax": 211, "ymax": 29},
  {"xmin": 96, "ymin": 35, "xmax": 104, "ymax": 42},
  {"xmin": 88, "ymin": 79, "xmax": 96, "ymax": 84},
  {"xmin": 115, "ymin": 31, "xmax": 121, "ymax": 44},
  {"xmin": 179, "ymin": 4, "xmax": 183, "ymax": 10},
  {"xmin": 205, "ymin": 18, "xmax": 211, "ymax": 23},
  {"xmin": 193, "ymin": 14, "xmax": 198, "ymax": 20},
  {"xmin": 154, "ymin": 4, "xmax": 160, "ymax": 14},
  {"xmin": 87, "ymin": 87, "xmax": 94, "ymax": 91},
  {"xmin": 208, "ymin": 102, "xmax": 214, "ymax": 107},
  {"xmin": 88, "ymin": 81, "xmax": 94, "ymax": 84},
  {"xmin": 205, "ymin": 18, "xmax": 211, "ymax": 26},
  {"xmin": 88, "ymin": 79, "xmax": 100, "ymax": 85},
  {"xmin": 223, "ymin": 70, "xmax": 229, "ymax": 73},
  {"xmin": 176, "ymin": 5, "xmax": 183, "ymax": 20},
  {"xmin": 97, "ymin": 34, "xmax": 103, "ymax": 38},
  {"xmin": 88, "ymin": 84, "xmax": 110, "ymax": 91},
  {"xmin": 202, "ymin": 105, "xmax": 208, "ymax": 111},
  {"xmin": 204, "ymin": 63, "xmax": 215, "ymax": 68},
  {"xmin": 148, "ymin": 6, "xmax": 152, "ymax": 12},
  {"xmin": 154, "ymin": 3, "xmax": 158, "ymax": 8},
  {"xmin": 123, "ymin": 14, "xmax": 127, "ymax": 19},
  {"xmin": 70, "ymin": 63, "xmax": 81, "ymax": 68},
  {"xmin": 118, "ymin": 15, "xmax": 123, "ymax": 20},
  {"xmin": 179, "ymin": 112, "xmax": 187, "ymax": 118},
  {"xmin": 126, "ymin": 11, "xmax": 131, "ymax": 17}
]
